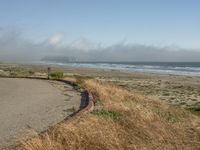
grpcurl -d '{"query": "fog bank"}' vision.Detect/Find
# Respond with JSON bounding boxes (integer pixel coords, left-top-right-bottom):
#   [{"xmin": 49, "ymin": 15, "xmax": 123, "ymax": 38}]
[{"xmin": 0, "ymin": 28, "xmax": 200, "ymax": 62}]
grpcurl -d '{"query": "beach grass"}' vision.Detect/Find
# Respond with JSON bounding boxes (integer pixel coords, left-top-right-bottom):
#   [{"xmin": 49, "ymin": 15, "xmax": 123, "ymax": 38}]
[
  {"xmin": 2, "ymin": 64, "xmax": 200, "ymax": 150},
  {"xmin": 92, "ymin": 109, "xmax": 122, "ymax": 121}
]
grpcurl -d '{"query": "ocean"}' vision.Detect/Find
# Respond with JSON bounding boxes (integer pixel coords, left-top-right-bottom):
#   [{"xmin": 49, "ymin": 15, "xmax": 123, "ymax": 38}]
[{"xmin": 40, "ymin": 62, "xmax": 200, "ymax": 77}]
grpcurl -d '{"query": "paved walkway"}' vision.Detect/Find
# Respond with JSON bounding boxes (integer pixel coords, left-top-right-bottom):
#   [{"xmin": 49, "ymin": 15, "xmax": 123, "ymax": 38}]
[{"xmin": 0, "ymin": 78, "xmax": 81, "ymax": 147}]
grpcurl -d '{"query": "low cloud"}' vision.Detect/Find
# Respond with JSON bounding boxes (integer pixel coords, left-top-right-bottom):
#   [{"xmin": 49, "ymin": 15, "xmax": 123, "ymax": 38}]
[
  {"xmin": 47, "ymin": 33, "xmax": 64, "ymax": 46},
  {"xmin": 0, "ymin": 27, "xmax": 200, "ymax": 62},
  {"xmin": 68, "ymin": 38, "xmax": 97, "ymax": 51}
]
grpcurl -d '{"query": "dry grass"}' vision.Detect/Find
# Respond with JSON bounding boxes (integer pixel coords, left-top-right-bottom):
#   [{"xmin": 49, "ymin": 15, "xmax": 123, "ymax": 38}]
[
  {"xmin": 63, "ymin": 76, "xmax": 77, "ymax": 83},
  {"xmin": 4, "ymin": 79, "xmax": 200, "ymax": 150}
]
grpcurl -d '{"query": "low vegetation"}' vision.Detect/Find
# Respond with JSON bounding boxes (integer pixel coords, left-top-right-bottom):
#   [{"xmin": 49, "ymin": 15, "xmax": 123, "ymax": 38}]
[
  {"xmin": 0, "ymin": 64, "xmax": 47, "ymax": 78},
  {"xmin": 5, "ymin": 76, "xmax": 200, "ymax": 150},
  {"xmin": 100, "ymin": 77, "xmax": 200, "ymax": 110},
  {"xmin": 48, "ymin": 71, "xmax": 64, "ymax": 79},
  {"xmin": 92, "ymin": 109, "xmax": 122, "ymax": 121},
  {"xmin": 187, "ymin": 102, "xmax": 200, "ymax": 115}
]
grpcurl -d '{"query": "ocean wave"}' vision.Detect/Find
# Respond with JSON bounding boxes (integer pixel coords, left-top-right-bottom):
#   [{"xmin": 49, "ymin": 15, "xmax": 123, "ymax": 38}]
[{"xmin": 39, "ymin": 61, "xmax": 200, "ymax": 77}]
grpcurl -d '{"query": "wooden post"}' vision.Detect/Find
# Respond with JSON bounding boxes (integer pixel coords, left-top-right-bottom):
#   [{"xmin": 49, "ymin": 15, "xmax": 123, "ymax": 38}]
[{"xmin": 47, "ymin": 67, "xmax": 51, "ymax": 79}]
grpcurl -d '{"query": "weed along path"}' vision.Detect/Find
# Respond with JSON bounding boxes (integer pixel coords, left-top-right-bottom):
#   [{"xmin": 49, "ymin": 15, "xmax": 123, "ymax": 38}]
[{"xmin": 0, "ymin": 78, "xmax": 82, "ymax": 147}]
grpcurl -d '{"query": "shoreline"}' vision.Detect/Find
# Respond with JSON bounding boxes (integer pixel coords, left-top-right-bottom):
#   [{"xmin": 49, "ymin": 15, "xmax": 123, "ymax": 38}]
[
  {"xmin": 2, "ymin": 61, "xmax": 200, "ymax": 78},
  {"xmin": 0, "ymin": 63, "xmax": 200, "ymax": 111},
  {"xmin": 35, "ymin": 61, "xmax": 200, "ymax": 77}
]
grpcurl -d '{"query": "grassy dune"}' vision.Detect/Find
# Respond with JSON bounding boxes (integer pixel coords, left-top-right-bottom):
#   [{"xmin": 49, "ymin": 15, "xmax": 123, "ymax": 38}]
[{"xmin": 5, "ymin": 76, "xmax": 200, "ymax": 150}]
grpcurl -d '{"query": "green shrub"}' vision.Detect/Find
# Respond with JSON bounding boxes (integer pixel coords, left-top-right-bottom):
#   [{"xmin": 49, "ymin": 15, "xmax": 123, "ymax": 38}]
[
  {"xmin": 188, "ymin": 107, "xmax": 200, "ymax": 112},
  {"xmin": 74, "ymin": 84, "xmax": 81, "ymax": 91},
  {"xmin": 49, "ymin": 71, "xmax": 64, "ymax": 79},
  {"xmin": 10, "ymin": 72, "xmax": 18, "ymax": 77},
  {"xmin": 92, "ymin": 109, "xmax": 122, "ymax": 121},
  {"xmin": 28, "ymin": 70, "xmax": 35, "ymax": 75},
  {"xmin": 186, "ymin": 102, "xmax": 200, "ymax": 115}
]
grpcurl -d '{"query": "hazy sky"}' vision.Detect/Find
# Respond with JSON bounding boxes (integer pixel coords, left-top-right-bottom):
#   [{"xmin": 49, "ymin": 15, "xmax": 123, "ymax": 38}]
[{"xmin": 0, "ymin": 0, "xmax": 200, "ymax": 62}]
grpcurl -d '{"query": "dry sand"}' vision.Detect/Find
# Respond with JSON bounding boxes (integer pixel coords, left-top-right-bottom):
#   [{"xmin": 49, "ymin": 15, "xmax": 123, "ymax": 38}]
[{"xmin": 0, "ymin": 78, "xmax": 81, "ymax": 147}]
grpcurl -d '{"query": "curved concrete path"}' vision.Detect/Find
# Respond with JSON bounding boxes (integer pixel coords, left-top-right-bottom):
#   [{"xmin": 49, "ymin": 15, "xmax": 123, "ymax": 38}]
[{"xmin": 0, "ymin": 78, "xmax": 81, "ymax": 147}]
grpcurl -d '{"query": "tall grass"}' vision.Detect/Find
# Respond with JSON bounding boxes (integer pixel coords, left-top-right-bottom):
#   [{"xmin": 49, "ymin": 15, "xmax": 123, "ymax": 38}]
[{"xmin": 5, "ymin": 78, "xmax": 200, "ymax": 150}]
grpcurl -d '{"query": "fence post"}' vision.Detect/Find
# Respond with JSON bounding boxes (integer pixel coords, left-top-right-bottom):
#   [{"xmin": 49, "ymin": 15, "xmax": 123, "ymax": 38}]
[{"xmin": 47, "ymin": 67, "xmax": 51, "ymax": 79}]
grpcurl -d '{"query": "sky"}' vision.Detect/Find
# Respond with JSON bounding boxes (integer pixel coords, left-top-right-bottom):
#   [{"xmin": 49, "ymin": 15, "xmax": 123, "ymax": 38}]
[{"xmin": 0, "ymin": 0, "xmax": 200, "ymax": 62}]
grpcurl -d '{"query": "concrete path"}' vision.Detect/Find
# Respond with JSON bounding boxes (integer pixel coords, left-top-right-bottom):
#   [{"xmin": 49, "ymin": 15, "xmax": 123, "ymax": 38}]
[{"xmin": 0, "ymin": 78, "xmax": 81, "ymax": 147}]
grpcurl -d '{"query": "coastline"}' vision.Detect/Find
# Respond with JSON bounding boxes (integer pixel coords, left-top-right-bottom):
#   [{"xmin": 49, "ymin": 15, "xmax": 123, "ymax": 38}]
[
  {"xmin": 37, "ymin": 61, "xmax": 200, "ymax": 77},
  {"xmin": 0, "ymin": 63, "xmax": 200, "ymax": 112},
  {"xmin": 1, "ymin": 63, "xmax": 200, "ymax": 149}
]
